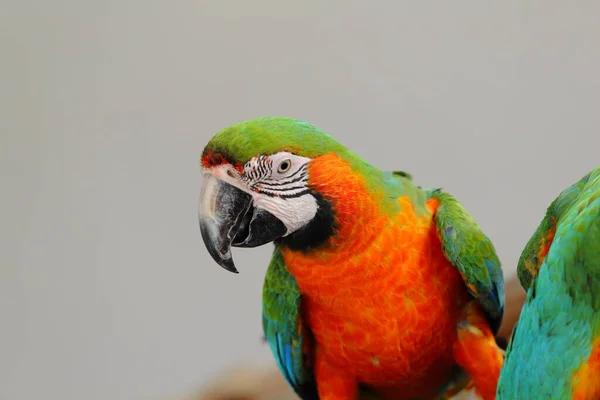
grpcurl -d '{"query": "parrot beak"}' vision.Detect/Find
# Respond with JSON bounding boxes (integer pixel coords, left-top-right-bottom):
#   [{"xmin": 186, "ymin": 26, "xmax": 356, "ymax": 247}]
[{"xmin": 198, "ymin": 172, "xmax": 287, "ymax": 273}]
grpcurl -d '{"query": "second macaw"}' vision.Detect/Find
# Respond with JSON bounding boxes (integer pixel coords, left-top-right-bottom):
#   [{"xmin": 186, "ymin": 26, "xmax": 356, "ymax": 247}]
[
  {"xmin": 497, "ymin": 166, "xmax": 600, "ymax": 399},
  {"xmin": 198, "ymin": 117, "xmax": 505, "ymax": 400}
]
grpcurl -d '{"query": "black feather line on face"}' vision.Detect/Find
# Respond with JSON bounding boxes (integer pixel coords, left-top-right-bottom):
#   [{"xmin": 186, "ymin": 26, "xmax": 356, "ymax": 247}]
[
  {"xmin": 256, "ymin": 174, "xmax": 306, "ymax": 188},
  {"xmin": 277, "ymin": 189, "xmax": 310, "ymax": 198},
  {"xmin": 259, "ymin": 156, "xmax": 269, "ymax": 177},
  {"xmin": 243, "ymin": 157, "xmax": 270, "ymax": 182},
  {"xmin": 243, "ymin": 157, "xmax": 310, "ymax": 198},
  {"xmin": 256, "ymin": 157, "xmax": 263, "ymax": 176},
  {"xmin": 251, "ymin": 187, "xmax": 310, "ymax": 198}
]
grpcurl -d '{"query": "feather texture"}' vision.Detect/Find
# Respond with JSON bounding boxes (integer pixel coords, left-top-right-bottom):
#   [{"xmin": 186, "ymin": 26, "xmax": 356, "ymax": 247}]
[
  {"xmin": 497, "ymin": 166, "xmax": 600, "ymax": 399},
  {"xmin": 431, "ymin": 190, "xmax": 505, "ymax": 333},
  {"xmin": 202, "ymin": 117, "xmax": 505, "ymax": 400},
  {"xmin": 262, "ymin": 247, "xmax": 318, "ymax": 399}
]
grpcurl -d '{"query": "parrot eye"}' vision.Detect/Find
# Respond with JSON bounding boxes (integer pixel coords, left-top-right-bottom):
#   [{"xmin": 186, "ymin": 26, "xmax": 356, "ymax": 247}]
[{"xmin": 277, "ymin": 159, "xmax": 292, "ymax": 174}]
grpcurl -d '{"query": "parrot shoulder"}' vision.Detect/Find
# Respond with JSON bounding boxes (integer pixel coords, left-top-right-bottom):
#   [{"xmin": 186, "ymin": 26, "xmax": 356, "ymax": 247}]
[{"xmin": 262, "ymin": 246, "xmax": 317, "ymax": 400}]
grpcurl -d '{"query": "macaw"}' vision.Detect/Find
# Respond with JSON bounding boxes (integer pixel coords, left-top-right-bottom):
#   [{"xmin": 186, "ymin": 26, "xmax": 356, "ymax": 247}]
[
  {"xmin": 497, "ymin": 166, "xmax": 600, "ymax": 399},
  {"xmin": 198, "ymin": 117, "xmax": 505, "ymax": 400}
]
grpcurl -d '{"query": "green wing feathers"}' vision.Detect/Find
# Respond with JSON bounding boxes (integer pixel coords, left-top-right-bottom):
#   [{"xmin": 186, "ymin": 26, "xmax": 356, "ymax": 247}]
[
  {"xmin": 262, "ymin": 247, "xmax": 317, "ymax": 399},
  {"xmin": 431, "ymin": 191, "xmax": 505, "ymax": 333}
]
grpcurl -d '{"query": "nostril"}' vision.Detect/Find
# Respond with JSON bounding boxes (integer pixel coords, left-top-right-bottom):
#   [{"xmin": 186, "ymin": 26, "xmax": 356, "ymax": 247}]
[{"xmin": 227, "ymin": 169, "xmax": 236, "ymax": 178}]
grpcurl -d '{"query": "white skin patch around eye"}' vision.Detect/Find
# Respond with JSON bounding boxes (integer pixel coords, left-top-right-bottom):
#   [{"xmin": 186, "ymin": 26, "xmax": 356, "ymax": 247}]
[
  {"xmin": 242, "ymin": 152, "xmax": 317, "ymax": 235},
  {"xmin": 242, "ymin": 152, "xmax": 311, "ymax": 180},
  {"xmin": 268, "ymin": 152, "xmax": 310, "ymax": 179}
]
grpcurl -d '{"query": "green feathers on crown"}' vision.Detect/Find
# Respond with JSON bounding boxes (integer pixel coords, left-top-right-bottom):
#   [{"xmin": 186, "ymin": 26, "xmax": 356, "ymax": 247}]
[
  {"xmin": 203, "ymin": 117, "xmax": 348, "ymax": 164},
  {"xmin": 201, "ymin": 116, "xmax": 421, "ymax": 212}
]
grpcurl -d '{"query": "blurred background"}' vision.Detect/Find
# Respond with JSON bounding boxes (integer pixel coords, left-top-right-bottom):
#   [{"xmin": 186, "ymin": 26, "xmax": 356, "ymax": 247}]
[{"xmin": 2, "ymin": 1, "xmax": 599, "ymax": 399}]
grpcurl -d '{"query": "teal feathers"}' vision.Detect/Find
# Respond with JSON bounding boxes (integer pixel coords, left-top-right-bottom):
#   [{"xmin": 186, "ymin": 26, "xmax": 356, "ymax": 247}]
[
  {"xmin": 497, "ymin": 166, "xmax": 600, "ymax": 399},
  {"xmin": 262, "ymin": 247, "xmax": 317, "ymax": 399}
]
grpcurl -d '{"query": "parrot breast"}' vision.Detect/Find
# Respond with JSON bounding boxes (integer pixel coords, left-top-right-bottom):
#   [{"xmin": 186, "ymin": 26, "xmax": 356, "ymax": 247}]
[
  {"xmin": 572, "ymin": 340, "xmax": 600, "ymax": 399},
  {"xmin": 279, "ymin": 154, "xmax": 473, "ymax": 397}
]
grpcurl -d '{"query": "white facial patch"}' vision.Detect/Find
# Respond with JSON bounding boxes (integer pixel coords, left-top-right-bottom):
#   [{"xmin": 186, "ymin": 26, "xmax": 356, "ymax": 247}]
[
  {"xmin": 242, "ymin": 152, "xmax": 317, "ymax": 235},
  {"xmin": 253, "ymin": 192, "xmax": 318, "ymax": 236}
]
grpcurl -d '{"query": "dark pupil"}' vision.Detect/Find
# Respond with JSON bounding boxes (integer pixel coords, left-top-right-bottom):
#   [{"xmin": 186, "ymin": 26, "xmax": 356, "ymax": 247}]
[{"xmin": 281, "ymin": 161, "xmax": 289, "ymax": 171}]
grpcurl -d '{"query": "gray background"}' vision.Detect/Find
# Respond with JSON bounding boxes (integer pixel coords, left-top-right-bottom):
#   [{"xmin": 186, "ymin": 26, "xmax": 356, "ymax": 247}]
[{"xmin": 2, "ymin": 1, "xmax": 599, "ymax": 399}]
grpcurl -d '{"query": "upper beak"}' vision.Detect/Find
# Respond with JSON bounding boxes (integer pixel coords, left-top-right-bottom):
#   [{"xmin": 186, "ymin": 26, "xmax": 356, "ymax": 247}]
[{"xmin": 198, "ymin": 172, "xmax": 287, "ymax": 273}]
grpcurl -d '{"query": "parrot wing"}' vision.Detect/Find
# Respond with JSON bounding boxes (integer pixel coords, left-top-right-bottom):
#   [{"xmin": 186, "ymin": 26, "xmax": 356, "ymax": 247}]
[
  {"xmin": 431, "ymin": 190, "xmax": 505, "ymax": 333},
  {"xmin": 262, "ymin": 247, "xmax": 318, "ymax": 400}
]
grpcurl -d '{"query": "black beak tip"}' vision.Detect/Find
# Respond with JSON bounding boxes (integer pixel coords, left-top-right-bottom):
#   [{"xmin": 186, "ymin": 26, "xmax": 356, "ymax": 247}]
[
  {"xmin": 220, "ymin": 258, "xmax": 239, "ymax": 274},
  {"xmin": 207, "ymin": 249, "xmax": 239, "ymax": 274},
  {"xmin": 199, "ymin": 220, "xmax": 240, "ymax": 274}
]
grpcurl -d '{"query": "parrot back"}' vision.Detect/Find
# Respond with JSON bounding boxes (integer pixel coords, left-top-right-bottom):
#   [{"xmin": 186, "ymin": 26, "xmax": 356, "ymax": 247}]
[{"xmin": 497, "ymin": 169, "xmax": 600, "ymax": 399}]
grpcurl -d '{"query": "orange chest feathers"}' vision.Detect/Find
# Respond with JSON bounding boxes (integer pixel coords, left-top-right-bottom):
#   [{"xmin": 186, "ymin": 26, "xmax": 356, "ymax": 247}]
[{"xmin": 280, "ymin": 196, "xmax": 471, "ymax": 389}]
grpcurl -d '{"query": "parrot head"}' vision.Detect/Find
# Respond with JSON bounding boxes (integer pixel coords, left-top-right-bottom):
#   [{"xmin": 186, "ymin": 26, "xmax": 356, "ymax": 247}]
[{"xmin": 198, "ymin": 117, "xmax": 351, "ymax": 273}]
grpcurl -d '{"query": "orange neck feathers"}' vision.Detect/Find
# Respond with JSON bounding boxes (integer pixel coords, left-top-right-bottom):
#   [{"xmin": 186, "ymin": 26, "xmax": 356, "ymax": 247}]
[{"xmin": 298, "ymin": 153, "xmax": 388, "ymax": 256}]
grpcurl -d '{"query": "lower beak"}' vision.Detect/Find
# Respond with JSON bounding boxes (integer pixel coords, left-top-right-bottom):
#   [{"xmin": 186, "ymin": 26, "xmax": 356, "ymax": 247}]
[{"xmin": 198, "ymin": 173, "xmax": 287, "ymax": 273}]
